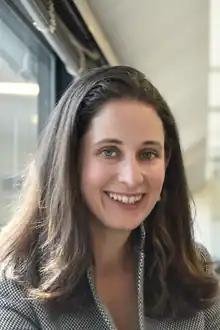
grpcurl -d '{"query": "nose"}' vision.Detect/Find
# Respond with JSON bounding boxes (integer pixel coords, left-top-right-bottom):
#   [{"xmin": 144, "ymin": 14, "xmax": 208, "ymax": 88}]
[{"xmin": 118, "ymin": 157, "xmax": 144, "ymax": 188}]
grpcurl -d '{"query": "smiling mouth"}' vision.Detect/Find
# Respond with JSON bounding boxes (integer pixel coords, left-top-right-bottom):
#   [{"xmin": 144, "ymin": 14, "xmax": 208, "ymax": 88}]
[{"xmin": 105, "ymin": 192, "xmax": 145, "ymax": 205}]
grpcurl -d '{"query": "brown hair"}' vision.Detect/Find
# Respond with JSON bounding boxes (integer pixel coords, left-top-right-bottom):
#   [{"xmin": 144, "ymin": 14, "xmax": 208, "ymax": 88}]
[{"xmin": 0, "ymin": 66, "xmax": 218, "ymax": 319}]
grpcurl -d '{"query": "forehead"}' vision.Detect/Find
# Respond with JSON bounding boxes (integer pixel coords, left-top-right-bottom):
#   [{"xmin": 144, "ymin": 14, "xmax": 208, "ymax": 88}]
[{"xmin": 87, "ymin": 99, "xmax": 164, "ymax": 144}]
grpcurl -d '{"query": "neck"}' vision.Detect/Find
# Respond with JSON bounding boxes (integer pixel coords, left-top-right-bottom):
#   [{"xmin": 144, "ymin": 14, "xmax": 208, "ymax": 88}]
[{"xmin": 90, "ymin": 223, "xmax": 133, "ymax": 276}]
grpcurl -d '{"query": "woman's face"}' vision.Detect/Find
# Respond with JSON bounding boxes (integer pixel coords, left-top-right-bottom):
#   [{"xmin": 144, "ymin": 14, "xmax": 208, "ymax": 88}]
[{"xmin": 80, "ymin": 99, "xmax": 166, "ymax": 231}]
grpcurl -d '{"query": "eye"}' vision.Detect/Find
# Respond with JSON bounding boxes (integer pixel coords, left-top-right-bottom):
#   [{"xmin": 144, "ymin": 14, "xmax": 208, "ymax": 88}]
[
  {"xmin": 141, "ymin": 151, "xmax": 157, "ymax": 160},
  {"xmin": 100, "ymin": 147, "xmax": 118, "ymax": 158}
]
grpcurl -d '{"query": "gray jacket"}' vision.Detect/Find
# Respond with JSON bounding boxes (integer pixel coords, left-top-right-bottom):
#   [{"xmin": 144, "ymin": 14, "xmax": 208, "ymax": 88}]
[{"xmin": 0, "ymin": 231, "xmax": 219, "ymax": 329}]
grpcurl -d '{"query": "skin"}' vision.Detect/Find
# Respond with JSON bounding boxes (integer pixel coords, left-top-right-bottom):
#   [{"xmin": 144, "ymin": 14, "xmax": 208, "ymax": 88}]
[
  {"xmin": 80, "ymin": 99, "xmax": 166, "ymax": 329},
  {"xmin": 81, "ymin": 99, "xmax": 165, "ymax": 249}
]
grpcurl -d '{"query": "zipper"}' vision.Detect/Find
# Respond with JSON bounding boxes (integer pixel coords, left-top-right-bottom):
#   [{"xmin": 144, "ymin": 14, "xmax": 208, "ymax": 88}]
[
  {"xmin": 137, "ymin": 251, "xmax": 145, "ymax": 330},
  {"xmin": 137, "ymin": 223, "xmax": 146, "ymax": 330}
]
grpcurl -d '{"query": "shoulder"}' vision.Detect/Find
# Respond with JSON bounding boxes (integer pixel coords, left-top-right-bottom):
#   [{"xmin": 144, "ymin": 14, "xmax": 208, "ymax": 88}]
[
  {"xmin": 195, "ymin": 243, "xmax": 214, "ymax": 274},
  {"xmin": 0, "ymin": 274, "xmax": 32, "ymax": 309},
  {"xmin": 195, "ymin": 244, "xmax": 220, "ymax": 327},
  {"xmin": 0, "ymin": 274, "xmax": 47, "ymax": 329},
  {"xmin": 204, "ymin": 296, "xmax": 220, "ymax": 328}
]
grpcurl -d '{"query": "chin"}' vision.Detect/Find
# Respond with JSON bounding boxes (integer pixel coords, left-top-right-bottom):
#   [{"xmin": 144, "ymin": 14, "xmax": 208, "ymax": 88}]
[{"xmin": 102, "ymin": 218, "xmax": 144, "ymax": 232}]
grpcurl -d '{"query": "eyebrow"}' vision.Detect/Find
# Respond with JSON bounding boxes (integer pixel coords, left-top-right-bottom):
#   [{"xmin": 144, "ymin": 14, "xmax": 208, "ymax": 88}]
[{"xmin": 95, "ymin": 138, "xmax": 163, "ymax": 149}]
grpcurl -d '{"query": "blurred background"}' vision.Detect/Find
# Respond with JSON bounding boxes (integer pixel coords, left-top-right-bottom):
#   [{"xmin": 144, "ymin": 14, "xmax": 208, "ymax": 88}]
[{"xmin": 0, "ymin": 0, "xmax": 219, "ymax": 271}]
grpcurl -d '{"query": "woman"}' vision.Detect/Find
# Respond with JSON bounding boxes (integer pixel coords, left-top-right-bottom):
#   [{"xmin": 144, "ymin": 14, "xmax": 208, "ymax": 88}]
[{"xmin": 0, "ymin": 66, "xmax": 219, "ymax": 330}]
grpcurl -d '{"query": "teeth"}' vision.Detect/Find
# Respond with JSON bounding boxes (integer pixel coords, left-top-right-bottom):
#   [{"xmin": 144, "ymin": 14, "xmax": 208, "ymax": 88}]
[
  {"xmin": 108, "ymin": 192, "xmax": 143, "ymax": 204},
  {"xmin": 122, "ymin": 196, "xmax": 128, "ymax": 203}
]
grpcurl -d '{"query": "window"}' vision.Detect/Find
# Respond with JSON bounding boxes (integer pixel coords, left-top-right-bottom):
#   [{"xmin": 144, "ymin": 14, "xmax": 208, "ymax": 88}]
[{"xmin": 0, "ymin": 3, "xmax": 55, "ymax": 225}]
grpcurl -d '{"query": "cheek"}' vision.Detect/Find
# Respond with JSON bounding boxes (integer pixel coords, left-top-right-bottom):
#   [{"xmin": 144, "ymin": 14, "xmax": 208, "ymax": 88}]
[
  {"xmin": 145, "ymin": 162, "xmax": 166, "ymax": 190},
  {"xmin": 81, "ymin": 158, "xmax": 110, "ymax": 194}
]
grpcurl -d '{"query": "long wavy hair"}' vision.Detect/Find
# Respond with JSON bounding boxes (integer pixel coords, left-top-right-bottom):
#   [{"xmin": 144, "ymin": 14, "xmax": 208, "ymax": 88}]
[{"xmin": 0, "ymin": 66, "xmax": 218, "ymax": 319}]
